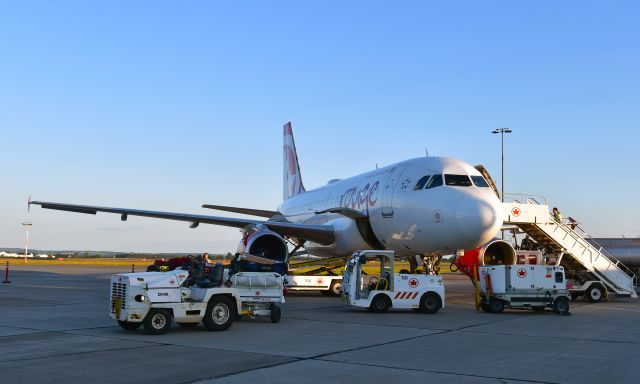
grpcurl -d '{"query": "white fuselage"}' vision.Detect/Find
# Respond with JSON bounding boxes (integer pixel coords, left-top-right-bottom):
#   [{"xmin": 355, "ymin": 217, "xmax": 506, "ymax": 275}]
[{"xmin": 278, "ymin": 157, "xmax": 503, "ymax": 257}]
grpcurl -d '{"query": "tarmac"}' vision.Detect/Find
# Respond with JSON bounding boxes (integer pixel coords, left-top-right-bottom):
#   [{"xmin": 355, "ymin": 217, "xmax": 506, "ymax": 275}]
[{"xmin": 1, "ymin": 263, "xmax": 639, "ymax": 384}]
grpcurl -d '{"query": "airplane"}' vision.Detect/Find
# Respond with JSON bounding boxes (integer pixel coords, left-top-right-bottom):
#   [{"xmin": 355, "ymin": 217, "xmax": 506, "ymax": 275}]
[{"xmin": 30, "ymin": 123, "xmax": 504, "ymax": 262}]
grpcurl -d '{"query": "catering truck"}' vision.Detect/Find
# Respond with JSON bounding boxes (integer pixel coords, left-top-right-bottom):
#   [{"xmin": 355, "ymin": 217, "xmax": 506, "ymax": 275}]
[{"xmin": 478, "ymin": 264, "xmax": 570, "ymax": 315}]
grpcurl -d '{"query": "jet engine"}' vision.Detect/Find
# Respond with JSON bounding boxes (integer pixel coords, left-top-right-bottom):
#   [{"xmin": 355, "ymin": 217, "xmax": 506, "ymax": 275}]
[
  {"xmin": 453, "ymin": 239, "xmax": 516, "ymax": 281},
  {"xmin": 237, "ymin": 225, "xmax": 289, "ymax": 262}
]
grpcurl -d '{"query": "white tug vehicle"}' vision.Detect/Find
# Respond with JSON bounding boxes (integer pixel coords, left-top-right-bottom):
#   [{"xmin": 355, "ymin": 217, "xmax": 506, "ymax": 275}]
[
  {"xmin": 110, "ymin": 261, "xmax": 285, "ymax": 335},
  {"xmin": 341, "ymin": 250, "xmax": 445, "ymax": 313}
]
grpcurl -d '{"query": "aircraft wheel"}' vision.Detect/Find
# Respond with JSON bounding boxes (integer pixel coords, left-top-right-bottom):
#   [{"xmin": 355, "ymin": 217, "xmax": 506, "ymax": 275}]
[
  {"xmin": 369, "ymin": 294, "xmax": 390, "ymax": 313},
  {"xmin": 586, "ymin": 285, "xmax": 604, "ymax": 303},
  {"xmin": 203, "ymin": 296, "xmax": 236, "ymax": 331},
  {"xmin": 143, "ymin": 309, "xmax": 172, "ymax": 335},
  {"xmin": 420, "ymin": 292, "xmax": 441, "ymax": 314},
  {"xmin": 117, "ymin": 320, "xmax": 142, "ymax": 331}
]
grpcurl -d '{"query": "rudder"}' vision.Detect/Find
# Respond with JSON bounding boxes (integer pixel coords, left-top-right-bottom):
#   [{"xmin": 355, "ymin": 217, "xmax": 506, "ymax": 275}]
[{"xmin": 283, "ymin": 122, "xmax": 305, "ymax": 200}]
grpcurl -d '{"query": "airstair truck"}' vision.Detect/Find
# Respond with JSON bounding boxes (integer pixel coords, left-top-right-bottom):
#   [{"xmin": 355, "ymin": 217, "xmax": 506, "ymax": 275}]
[
  {"xmin": 110, "ymin": 265, "xmax": 285, "ymax": 335},
  {"xmin": 478, "ymin": 264, "xmax": 570, "ymax": 315},
  {"xmin": 341, "ymin": 250, "xmax": 445, "ymax": 313}
]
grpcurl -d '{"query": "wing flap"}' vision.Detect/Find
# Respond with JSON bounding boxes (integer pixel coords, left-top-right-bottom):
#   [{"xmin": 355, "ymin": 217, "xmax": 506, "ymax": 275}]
[{"xmin": 201, "ymin": 204, "xmax": 279, "ymax": 218}]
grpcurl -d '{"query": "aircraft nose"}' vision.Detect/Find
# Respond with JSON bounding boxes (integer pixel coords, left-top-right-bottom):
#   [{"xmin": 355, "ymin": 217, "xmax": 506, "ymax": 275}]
[{"xmin": 455, "ymin": 195, "xmax": 503, "ymax": 248}]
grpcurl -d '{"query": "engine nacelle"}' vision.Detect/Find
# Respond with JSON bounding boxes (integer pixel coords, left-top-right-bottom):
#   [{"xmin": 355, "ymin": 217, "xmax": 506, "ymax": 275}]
[
  {"xmin": 237, "ymin": 226, "xmax": 288, "ymax": 262},
  {"xmin": 454, "ymin": 239, "xmax": 516, "ymax": 280}
]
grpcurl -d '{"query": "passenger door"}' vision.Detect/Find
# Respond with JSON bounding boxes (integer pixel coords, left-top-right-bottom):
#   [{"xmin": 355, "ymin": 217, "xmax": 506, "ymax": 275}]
[{"xmin": 381, "ymin": 165, "xmax": 408, "ymax": 218}]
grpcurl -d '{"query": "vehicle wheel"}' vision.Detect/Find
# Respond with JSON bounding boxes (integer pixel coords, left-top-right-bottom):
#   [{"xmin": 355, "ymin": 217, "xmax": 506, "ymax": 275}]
[
  {"xmin": 142, "ymin": 309, "xmax": 172, "ymax": 335},
  {"xmin": 329, "ymin": 280, "xmax": 342, "ymax": 297},
  {"xmin": 369, "ymin": 294, "xmax": 390, "ymax": 313},
  {"xmin": 176, "ymin": 322, "xmax": 199, "ymax": 328},
  {"xmin": 488, "ymin": 298, "xmax": 505, "ymax": 314},
  {"xmin": 479, "ymin": 298, "xmax": 491, "ymax": 313},
  {"xmin": 419, "ymin": 292, "xmax": 441, "ymax": 314},
  {"xmin": 117, "ymin": 320, "xmax": 142, "ymax": 331},
  {"xmin": 553, "ymin": 296, "xmax": 571, "ymax": 315},
  {"xmin": 203, "ymin": 296, "xmax": 236, "ymax": 331},
  {"xmin": 270, "ymin": 305, "xmax": 282, "ymax": 323},
  {"xmin": 586, "ymin": 285, "xmax": 604, "ymax": 303}
]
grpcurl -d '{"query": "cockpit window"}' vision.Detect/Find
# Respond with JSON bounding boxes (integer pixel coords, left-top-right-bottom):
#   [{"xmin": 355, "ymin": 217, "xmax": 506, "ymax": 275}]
[
  {"xmin": 425, "ymin": 174, "xmax": 443, "ymax": 189},
  {"xmin": 445, "ymin": 174, "xmax": 473, "ymax": 187},
  {"xmin": 414, "ymin": 175, "xmax": 430, "ymax": 190},
  {"xmin": 471, "ymin": 175, "xmax": 490, "ymax": 187}
]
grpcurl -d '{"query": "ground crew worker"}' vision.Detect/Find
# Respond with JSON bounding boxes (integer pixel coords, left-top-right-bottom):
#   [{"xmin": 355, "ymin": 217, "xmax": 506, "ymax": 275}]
[
  {"xmin": 521, "ymin": 235, "xmax": 535, "ymax": 250},
  {"xmin": 203, "ymin": 252, "xmax": 211, "ymax": 264},
  {"xmin": 552, "ymin": 207, "xmax": 562, "ymax": 223}
]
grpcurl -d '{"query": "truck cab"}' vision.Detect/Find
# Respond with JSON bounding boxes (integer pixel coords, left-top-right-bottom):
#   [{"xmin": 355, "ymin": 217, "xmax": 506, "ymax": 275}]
[{"xmin": 342, "ymin": 250, "xmax": 445, "ymax": 313}]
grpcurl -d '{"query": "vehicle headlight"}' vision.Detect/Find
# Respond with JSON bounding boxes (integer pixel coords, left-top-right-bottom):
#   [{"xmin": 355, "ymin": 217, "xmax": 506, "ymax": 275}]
[{"xmin": 134, "ymin": 295, "xmax": 145, "ymax": 302}]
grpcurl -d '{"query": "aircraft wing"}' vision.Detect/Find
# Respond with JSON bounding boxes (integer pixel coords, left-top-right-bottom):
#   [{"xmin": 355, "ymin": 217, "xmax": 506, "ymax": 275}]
[
  {"xmin": 201, "ymin": 204, "xmax": 279, "ymax": 218},
  {"xmin": 30, "ymin": 201, "xmax": 335, "ymax": 245}
]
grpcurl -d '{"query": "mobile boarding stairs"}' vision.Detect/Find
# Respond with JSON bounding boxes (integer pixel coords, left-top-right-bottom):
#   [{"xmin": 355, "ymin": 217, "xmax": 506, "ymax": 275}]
[{"xmin": 502, "ymin": 194, "xmax": 637, "ymax": 299}]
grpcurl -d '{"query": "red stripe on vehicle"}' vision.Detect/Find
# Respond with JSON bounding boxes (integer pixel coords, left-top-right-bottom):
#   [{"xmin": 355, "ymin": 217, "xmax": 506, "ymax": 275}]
[
  {"xmin": 394, "ymin": 292, "xmax": 401, "ymax": 299},
  {"xmin": 411, "ymin": 292, "xmax": 419, "ymax": 299},
  {"xmin": 399, "ymin": 292, "xmax": 407, "ymax": 299}
]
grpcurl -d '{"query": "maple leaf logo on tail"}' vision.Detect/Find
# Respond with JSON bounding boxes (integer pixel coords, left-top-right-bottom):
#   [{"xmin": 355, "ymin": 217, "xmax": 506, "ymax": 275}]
[{"xmin": 283, "ymin": 122, "xmax": 306, "ymax": 201}]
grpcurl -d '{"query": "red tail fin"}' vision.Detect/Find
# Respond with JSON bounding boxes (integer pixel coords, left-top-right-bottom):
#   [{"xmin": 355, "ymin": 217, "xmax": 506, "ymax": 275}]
[{"xmin": 283, "ymin": 122, "xmax": 305, "ymax": 200}]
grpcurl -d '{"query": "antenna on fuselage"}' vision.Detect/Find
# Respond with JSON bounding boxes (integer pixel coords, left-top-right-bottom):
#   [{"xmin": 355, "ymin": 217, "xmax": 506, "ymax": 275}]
[
  {"xmin": 375, "ymin": 163, "xmax": 378, "ymax": 169},
  {"xmin": 425, "ymin": 148, "xmax": 429, "ymax": 157}
]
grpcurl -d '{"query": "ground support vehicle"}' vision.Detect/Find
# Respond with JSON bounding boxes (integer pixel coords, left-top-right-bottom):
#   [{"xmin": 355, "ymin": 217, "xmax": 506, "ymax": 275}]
[
  {"xmin": 110, "ymin": 266, "xmax": 285, "ymax": 335},
  {"xmin": 515, "ymin": 250, "xmax": 608, "ymax": 303},
  {"xmin": 287, "ymin": 275, "xmax": 343, "ymax": 296},
  {"xmin": 341, "ymin": 250, "xmax": 445, "ymax": 313},
  {"xmin": 477, "ymin": 265, "xmax": 570, "ymax": 315},
  {"xmin": 286, "ymin": 256, "xmax": 345, "ymax": 297},
  {"xmin": 567, "ymin": 279, "xmax": 607, "ymax": 303}
]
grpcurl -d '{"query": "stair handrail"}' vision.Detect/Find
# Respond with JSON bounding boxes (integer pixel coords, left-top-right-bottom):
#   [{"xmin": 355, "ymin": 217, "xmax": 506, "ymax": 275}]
[
  {"xmin": 502, "ymin": 192, "xmax": 548, "ymax": 205},
  {"xmin": 553, "ymin": 216, "xmax": 637, "ymax": 288}
]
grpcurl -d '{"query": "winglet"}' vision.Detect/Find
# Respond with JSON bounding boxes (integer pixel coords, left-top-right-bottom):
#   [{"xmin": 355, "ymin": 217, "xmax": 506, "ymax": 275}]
[{"xmin": 27, "ymin": 195, "xmax": 32, "ymax": 213}]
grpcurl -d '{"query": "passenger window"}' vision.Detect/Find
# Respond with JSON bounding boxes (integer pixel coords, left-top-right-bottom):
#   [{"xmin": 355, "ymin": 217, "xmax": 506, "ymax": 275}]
[
  {"xmin": 471, "ymin": 176, "xmax": 490, "ymax": 187},
  {"xmin": 555, "ymin": 272, "xmax": 564, "ymax": 283},
  {"xmin": 425, "ymin": 175, "xmax": 443, "ymax": 189},
  {"xmin": 445, "ymin": 174, "xmax": 472, "ymax": 187},
  {"xmin": 414, "ymin": 175, "xmax": 430, "ymax": 190}
]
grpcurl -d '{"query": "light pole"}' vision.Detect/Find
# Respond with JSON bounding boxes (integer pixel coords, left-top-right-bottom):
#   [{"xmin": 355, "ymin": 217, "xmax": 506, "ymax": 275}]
[
  {"xmin": 22, "ymin": 222, "xmax": 32, "ymax": 264},
  {"xmin": 492, "ymin": 128, "xmax": 512, "ymax": 202}
]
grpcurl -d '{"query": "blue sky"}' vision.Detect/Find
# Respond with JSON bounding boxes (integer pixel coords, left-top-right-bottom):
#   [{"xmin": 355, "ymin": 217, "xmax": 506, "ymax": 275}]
[{"xmin": 1, "ymin": 1, "xmax": 639, "ymax": 253}]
